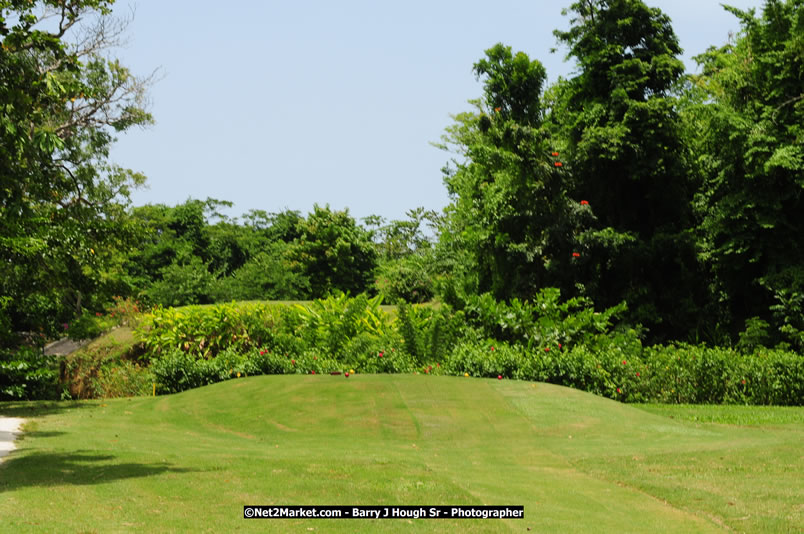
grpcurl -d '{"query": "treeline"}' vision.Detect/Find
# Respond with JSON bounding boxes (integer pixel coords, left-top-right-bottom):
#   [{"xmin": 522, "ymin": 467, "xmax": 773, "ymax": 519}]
[
  {"xmin": 121, "ymin": 200, "xmax": 438, "ymax": 307},
  {"xmin": 1, "ymin": 0, "xmax": 802, "ymax": 355},
  {"xmin": 434, "ymin": 0, "xmax": 803, "ymax": 350}
]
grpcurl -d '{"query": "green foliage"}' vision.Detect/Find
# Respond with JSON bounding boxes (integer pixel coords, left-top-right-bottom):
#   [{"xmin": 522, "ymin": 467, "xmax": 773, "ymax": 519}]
[
  {"xmin": 690, "ymin": 0, "xmax": 804, "ymax": 344},
  {"xmin": 128, "ymin": 292, "xmax": 804, "ymax": 404},
  {"xmin": 395, "ymin": 302, "xmax": 424, "ymax": 362},
  {"xmin": 444, "ymin": 342, "xmax": 526, "ymax": 379},
  {"xmin": 769, "ymin": 286, "xmax": 804, "ymax": 351},
  {"xmin": 151, "ymin": 346, "xmax": 346, "ymax": 394},
  {"xmin": 137, "ymin": 302, "xmax": 283, "ymax": 359},
  {"xmin": 0, "ymin": 1, "xmax": 153, "ymax": 340},
  {"xmin": 289, "ymin": 204, "xmax": 377, "ymax": 297},
  {"xmin": 462, "ymin": 288, "xmax": 633, "ymax": 352},
  {"xmin": 364, "ymin": 207, "xmax": 438, "ymax": 261},
  {"xmin": 737, "ymin": 317, "xmax": 772, "ymax": 353},
  {"xmin": 440, "ymin": 339, "xmax": 803, "ymax": 406},
  {"xmin": 60, "ymin": 333, "xmax": 151, "ymax": 399},
  {"xmin": 549, "ymin": 0, "xmax": 704, "ymax": 341},
  {"xmin": 438, "ymin": 44, "xmax": 585, "ymax": 301},
  {"xmin": 0, "ymin": 347, "xmax": 59, "ymax": 400},
  {"xmin": 66, "ymin": 310, "xmax": 118, "ymax": 341},
  {"xmin": 146, "ymin": 257, "xmax": 216, "ymax": 307},
  {"xmin": 373, "ymin": 254, "xmax": 435, "ymax": 303},
  {"xmin": 212, "ymin": 246, "xmax": 311, "ymax": 302},
  {"xmin": 395, "ymin": 303, "xmax": 462, "ymax": 364},
  {"xmin": 291, "ymin": 292, "xmax": 395, "ymax": 358},
  {"xmin": 637, "ymin": 344, "xmax": 804, "ymax": 406}
]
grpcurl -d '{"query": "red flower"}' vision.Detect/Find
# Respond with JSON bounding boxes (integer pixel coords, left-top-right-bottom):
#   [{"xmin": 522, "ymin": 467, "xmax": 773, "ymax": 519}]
[
  {"xmin": 291, "ymin": 359, "xmax": 296, "ymax": 365},
  {"xmin": 617, "ymin": 388, "xmax": 622, "ymax": 394},
  {"xmin": 741, "ymin": 379, "xmax": 746, "ymax": 385},
  {"xmin": 572, "ymin": 252, "xmax": 580, "ymax": 258},
  {"xmin": 544, "ymin": 347, "xmax": 550, "ymax": 352},
  {"xmin": 622, "ymin": 360, "xmax": 627, "ymax": 365},
  {"xmin": 636, "ymin": 372, "xmax": 640, "ymax": 377},
  {"xmin": 95, "ymin": 312, "xmax": 102, "ymax": 317},
  {"xmin": 551, "ymin": 151, "xmax": 559, "ymax": 157},
  {"xmin": 494, "ymin": 107, "xmax": 501, "ymax": 112},
  {"xmin": 490, "ymin": 346, "xmax": 495, "ymax": 351},
  {"xmin": 580, "ymin": 200, "xmax": 589, "ymax": 205},
  {"xmin": 554, "ymin": 161, "xmax": 563, "ymax": 167},
  {"xmin": 558, "ymin": 343, "xmax": 563, "ymax": 349},
  {"xmin": 259, "ymin": 350, "xmax": 266, "ymax": 355},
  {"xmin": 497, "ymin": 375, "xmax": 503, "ymax": 380},
  {"xmin": 310, "ymin": 370, "xmax": 316, "ymax": 374}
]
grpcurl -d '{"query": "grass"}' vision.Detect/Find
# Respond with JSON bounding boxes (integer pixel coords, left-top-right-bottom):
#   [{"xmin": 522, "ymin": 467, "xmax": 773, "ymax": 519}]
[{"xmin": 1, "ymin": 375, "xmax": 801, "ymax": 533}]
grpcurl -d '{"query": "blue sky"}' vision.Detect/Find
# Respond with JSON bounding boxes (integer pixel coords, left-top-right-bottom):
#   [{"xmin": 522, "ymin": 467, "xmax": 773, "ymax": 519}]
[{"xmin": 108, "ymin": 0, "xmax": 761, "ymax": 223}]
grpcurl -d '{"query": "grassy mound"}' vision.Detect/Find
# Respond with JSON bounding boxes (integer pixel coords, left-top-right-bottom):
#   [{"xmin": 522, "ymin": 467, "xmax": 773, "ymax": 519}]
[{"xmin": 1, "ymin": 375, "xmax": 801, "ymax": 532}]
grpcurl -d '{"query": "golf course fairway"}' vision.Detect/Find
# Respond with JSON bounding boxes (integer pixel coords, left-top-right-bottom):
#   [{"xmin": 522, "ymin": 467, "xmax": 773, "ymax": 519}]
[{"xmin": 1, "ymin": 374, "xmax": 801, "ymax": 532}]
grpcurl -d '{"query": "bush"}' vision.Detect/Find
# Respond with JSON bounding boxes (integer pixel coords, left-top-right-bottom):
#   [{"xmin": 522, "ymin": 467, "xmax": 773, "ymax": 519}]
[
  {"xmin": 0, "ymin": 347, "xmax": 59, "ymax": 400},
  {"xmin": 60, "ymin": 336, "xmax": 151, "ymax": 399},
  {"xmin": 137, "ymin": 302, "xmax": 284, "ymax": 359},
  {"xmin": 137, "ymin": 292, "xmax": 802, "ymax": 406},
  {"xmin": 67, "ymin": 310, "xmax": 118, "ymax": 341},
  {"xmin": 374, "ymin": 255, "xmax": 435, "ymax": 303},
  {"xmin": 463, "ymin": 289, "xmax": 631, "ymax": 350},
  {"xmin": 444, "ymin": 343, "xmax": 526, "ymax": 379},
  {"xmin": 611, "ymin": 344, "xmax": 803, "ymax": 405}
]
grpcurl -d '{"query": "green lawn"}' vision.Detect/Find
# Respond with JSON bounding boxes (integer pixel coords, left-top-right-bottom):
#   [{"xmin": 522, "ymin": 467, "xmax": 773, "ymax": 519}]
[{"xmin": 1, "ymin": 375, "xmax": 801, "ymax": 533}]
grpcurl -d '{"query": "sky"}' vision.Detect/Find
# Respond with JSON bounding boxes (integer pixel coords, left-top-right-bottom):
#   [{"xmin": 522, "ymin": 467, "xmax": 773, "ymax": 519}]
[{"xmin": 105, "ymin": 0, "xmax": 762, "ymax": 223}]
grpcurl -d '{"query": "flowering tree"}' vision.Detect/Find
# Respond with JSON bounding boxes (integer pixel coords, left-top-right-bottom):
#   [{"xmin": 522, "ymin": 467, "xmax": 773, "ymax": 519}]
[
  {"xmin": 436, "ymin": 44, "xmax": 595, "ymax": 302},
  {"xmin": 550, "ymin": 0, "xmax": 705, "ymax": 341}
]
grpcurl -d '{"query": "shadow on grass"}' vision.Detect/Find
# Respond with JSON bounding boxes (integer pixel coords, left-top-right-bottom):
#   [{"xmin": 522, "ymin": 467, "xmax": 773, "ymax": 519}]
[
  {"xmin": 0, "ymin": 451, "xmax": 198, "ymax": 492},
  {"xmin": 14, "ymin": 431, "xmax": 66, "ymax": 440},
  {"xmin": 0, "ymin": 400, "xmax": 98, "ymax": 418}
]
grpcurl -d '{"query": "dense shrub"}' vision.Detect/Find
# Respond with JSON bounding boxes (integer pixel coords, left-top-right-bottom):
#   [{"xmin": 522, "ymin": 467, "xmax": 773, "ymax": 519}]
[
  {"xmin": 67, "ymin": 311, "xmax": 118, "ymax": 341},
  {"xmin": 442, "ymin": 340, "xmax": 803, "ymax": 406},
  {"xmin": 137, "ymin": 302, "xmax": 283, "ymax": 358},
  {"xmin": 0, "ymin": 347, "xmax": 59, "ymax": 400},
  {"xmin": 635, "ymin": 345, "xmax": 804, "ymax": 406},
  {"xmin": 374, "ymin": 255, "xmax": 435, "ymax": 303},
  {"xmin": 462, "ymin": 289, "xmax": 631, "ymax": 350},
  {"xmin": 137, "ymin": 293, "xmax": 802, "ymax": 405},
  {"xmin": 444, "ymin": 343, "xmax": 526, "ymax": 379}
]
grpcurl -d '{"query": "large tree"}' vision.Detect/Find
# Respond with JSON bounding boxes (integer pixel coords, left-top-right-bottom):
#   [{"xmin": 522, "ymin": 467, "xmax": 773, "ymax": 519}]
[
  {"xmin": 551, "ymin": 0, "xmax": 705, "ymax": 340},
  {"xmin": 0, "ymin": 0, "xmax": 153, "ymax": 341},
  {"xmin": 690, "ymin": 0, "xmax": 804, "ymax": 348},
  {"xmin": 438, "ymin": 44, "xmax": 590, "ymax": 301}
]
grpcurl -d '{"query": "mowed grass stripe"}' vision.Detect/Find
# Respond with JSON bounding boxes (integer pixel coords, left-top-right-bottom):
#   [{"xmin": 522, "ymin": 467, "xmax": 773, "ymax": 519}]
[{"xmin": 0, "ymin": 375, "xmax": 800, "ymax": 533}]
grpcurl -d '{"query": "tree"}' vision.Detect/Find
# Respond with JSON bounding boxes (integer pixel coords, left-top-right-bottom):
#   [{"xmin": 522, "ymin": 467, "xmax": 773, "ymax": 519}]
[
  {"xmin": 437, "ymin": 43, "xmax": 590, "ymax": 302},
  {"xmin": 551, "ymin": 0, "xmax": 705, "ymax": 340},
  {"xmin": 690, "ymin": 0, "xmax": 804, "ymax": 348},
  {"xmin": 290, "ymin": 205, "xmax": 377, "ymax": 297},
  {"xmin": 0, "ymin": 1, "xmax": 153, "ymax": 341},
  {"xmin": 365, "ymin": 208, "xmax": 440, "ymax": 303}
]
